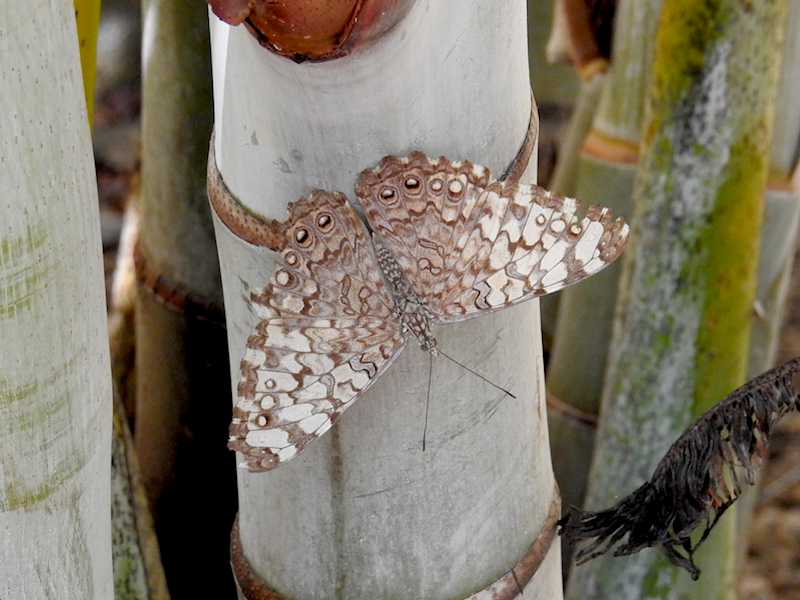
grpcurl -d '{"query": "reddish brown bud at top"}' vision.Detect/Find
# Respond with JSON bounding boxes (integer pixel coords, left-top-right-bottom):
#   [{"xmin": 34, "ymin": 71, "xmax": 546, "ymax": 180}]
[
  {"xmin": 207, "ymin": 0, "xmax": 255, "ymax": 25},
  {"xmin": 206, "ymin": 0, "xmax": 416, "ymax": 62}
]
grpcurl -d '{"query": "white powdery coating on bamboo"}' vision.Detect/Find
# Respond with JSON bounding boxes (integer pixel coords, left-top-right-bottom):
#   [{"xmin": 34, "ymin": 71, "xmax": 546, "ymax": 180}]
[{"xmin": 586, "ymin": 37, "xmax": 738, "ymax": 524}]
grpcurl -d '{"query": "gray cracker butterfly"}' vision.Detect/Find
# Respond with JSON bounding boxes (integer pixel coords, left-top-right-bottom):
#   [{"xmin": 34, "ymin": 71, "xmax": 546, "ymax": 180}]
[{"xmin": 227, "ymin": 152, "xmax": 629, "ymax": 471}]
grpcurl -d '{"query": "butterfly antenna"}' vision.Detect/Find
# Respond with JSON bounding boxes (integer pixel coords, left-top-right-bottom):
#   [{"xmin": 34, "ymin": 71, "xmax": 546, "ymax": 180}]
[
  {"xmin": 422, "ymin": 353, "xmax": 433, "ymax": 451},
  {"xmin": 437, "ymin": 349, "xmax": 516, "ymax": 398}
]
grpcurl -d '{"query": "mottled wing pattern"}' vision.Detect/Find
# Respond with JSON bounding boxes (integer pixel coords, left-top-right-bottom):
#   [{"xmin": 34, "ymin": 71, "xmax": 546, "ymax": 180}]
[
  {"xmin": 229, "ymin": 190, "xmax": 407, "ymax": 471},
  {"xmin": 356, "ymin": 152, "xmax": 629, "ymax": 323},
  {"xmin": 355, "ymin": 153, "xmax": 491, "ymax": 300}
]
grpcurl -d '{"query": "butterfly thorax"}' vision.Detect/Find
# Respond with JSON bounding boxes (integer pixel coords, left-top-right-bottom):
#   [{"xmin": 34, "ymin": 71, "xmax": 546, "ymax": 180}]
[{"xmin": 372, "ymin": 235, "xmax": 438, "ymax": 355}]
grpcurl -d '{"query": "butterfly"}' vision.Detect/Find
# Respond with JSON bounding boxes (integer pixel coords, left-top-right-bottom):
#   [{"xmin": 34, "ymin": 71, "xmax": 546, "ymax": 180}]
[{"xmin": 224, "ymin": 151, "xmax": 629, "ymax": 471}]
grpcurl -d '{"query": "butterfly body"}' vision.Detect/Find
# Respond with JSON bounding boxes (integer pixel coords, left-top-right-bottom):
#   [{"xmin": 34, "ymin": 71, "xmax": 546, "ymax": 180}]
[
  {"xmin": 373, "ymin": 235, "xmax": 439, "ymax": 354},
  {"xmin": 228, "ymin": 152, "xmax": 629, "ymax": 471}
]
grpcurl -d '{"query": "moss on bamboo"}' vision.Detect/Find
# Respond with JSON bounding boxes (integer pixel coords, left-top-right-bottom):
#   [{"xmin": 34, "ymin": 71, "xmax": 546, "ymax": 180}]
[{"xmin": 567, "ymin": 1, "xmax": 788, "ymax": 598}]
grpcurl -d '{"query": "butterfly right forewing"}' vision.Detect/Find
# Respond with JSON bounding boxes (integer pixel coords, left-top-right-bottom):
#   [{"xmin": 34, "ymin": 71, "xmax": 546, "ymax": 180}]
[
  {"xmin": 440, "ymin": 181, "xmax": 628, "ymax": 318},
  {"xmin": 356, "ymin": 153, "xmax": 629, "ymax": 324}
]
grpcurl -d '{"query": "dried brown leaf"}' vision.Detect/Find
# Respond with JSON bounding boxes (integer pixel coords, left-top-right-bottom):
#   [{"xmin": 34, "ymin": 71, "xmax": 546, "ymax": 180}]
[{"xmin": 559, "ymin": 356, "xmax": 800, "ymax": 579}]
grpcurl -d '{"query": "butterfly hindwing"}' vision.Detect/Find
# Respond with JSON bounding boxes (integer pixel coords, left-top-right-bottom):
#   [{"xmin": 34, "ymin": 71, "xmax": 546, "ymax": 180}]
[
  {"xmin": 230, "ymin": 314, "xmax": 406, "ymax": 471},
  {"xmin": 355, "ymin": 153, "xmax": 492, "ymax": 301},
  {"xmin": 229, "ymin": 191, "xmax": 407, "ymax": 471}
]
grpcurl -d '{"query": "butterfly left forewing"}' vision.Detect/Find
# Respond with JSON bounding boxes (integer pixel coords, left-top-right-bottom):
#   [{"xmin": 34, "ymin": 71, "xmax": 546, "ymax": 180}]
[{"xmin": 230, "ymin": 190, "xmax": 407, "ymax": 471}]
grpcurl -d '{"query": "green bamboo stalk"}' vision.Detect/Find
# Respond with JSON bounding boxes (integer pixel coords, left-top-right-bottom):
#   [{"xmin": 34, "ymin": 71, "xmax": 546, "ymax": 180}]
[
  {"xmin": 527, "ymin": 0, "xmax": 580, "ymax": 107},
  {"xmin": 747, "ymin": 0, "xmax": 800, "ymax": 376},
  {"xmin": 546, "ymin": 0, "xmax": 661, "ymax": 519},
  {"xmin": 527, "ymin": 0, "xmax": 587, "ymax": 342},
  {"xmin": 111, "ymin": 398, "xmax": 171, "ymax": 600},
  {"xmin": 735, "ymin": 0, "xmax": 800, "ymax": 568},
  {"xmin": 0, "ymin": 2, "xmax": 112, "ymax": 596},
  {"xmin": 565, "ymin": 1, "xmax": 787, "ymax": 598},
  {"xmin": 547, "ymin": 73, "xmax": 606, "ymax": 199},
  {"xmin": 592, "ymin": 0, "xmax": 662, "ymax": 145}
]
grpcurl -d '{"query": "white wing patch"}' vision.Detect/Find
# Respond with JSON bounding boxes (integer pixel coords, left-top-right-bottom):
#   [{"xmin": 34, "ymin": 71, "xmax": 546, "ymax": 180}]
[{"xmin": 230, "ymin": 314, "xmax": 407, "ymax": 471}]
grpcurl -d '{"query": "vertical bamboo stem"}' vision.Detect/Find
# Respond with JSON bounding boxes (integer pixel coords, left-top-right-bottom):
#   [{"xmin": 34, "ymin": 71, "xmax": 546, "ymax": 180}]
[
  {"xmin": 73, "ymin": 0, "xmax": 101, "ymax": 125},
  {"xmin": 566, "ymin": 1, "xmax": 787, "ymax": 598},
  {"xmin": 735, "ymin": 0, "xmax": 800, "ymax": 564},
  {"xmin": 211, "ymin": 1, "xmax": 563, "ymax": 597},
  {"xmin": 0, "ymin": 2, "xmax": 112, "ymax": 597},
  {"xmin": 747, "ymin": 0, "xmax": 800, "ymax": 376},
  {"xmin": 135, "ymin": 0, "xmax": 235, "ymax": 596},
  {"xmin": 546, "ymin": 0, "xmax": 662, "ymax": 520}
]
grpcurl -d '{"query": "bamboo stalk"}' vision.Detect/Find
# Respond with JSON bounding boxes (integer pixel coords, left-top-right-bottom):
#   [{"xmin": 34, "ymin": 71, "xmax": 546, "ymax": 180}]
[
  {"xmin": 565, "ymin": 0, "xmax": 788, "ymax": 598},
  {"xmin": 528, "ymin": 0, "xmax": 581, "ymax": 107},
  {"xmin": 111, "ymin": 396, "xmax": 171, "ymax": 600},
  {"xmin": 735, "ymin": 0, "xmax": 800, "ymax": 570},
  {"xmin": 547, "ymin": 73, "xmax": 607, "ymax": 199},
  {"xmin": 546, "ymin": 0, "xmax": 662, "ymax": 521},
  {"xmin": 134, "ymin": 0, "xmax": 235, "ymax": 596},
  {"xmin": 0, "ymin": 1, "xmax": 112, "ymax": 597},
  {"xmin": 747, "ymin": 0, "xmax": 800, "ymax": 376},
  {"xmin": 529, "ymin": 0, "xmax": 587, "ymax": 342},
  {"xmin": 210, "ymin": 2, "xmax": 563, "ymax": 597}
]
